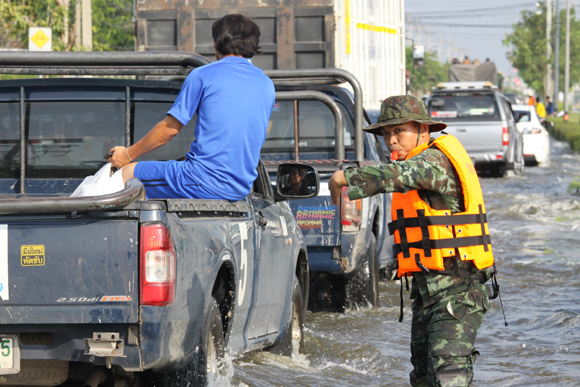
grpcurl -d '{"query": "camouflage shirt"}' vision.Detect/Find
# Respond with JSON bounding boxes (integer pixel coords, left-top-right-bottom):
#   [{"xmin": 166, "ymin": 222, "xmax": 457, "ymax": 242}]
[{"xmin": 344, "ymin": 138, "xmax": 492, "ymax": 306}]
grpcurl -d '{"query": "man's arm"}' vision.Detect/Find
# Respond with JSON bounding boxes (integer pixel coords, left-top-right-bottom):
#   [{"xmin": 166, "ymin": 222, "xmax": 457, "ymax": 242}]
[
  {"xmin": 330, "ymin": 148, "xmax": 457, "ymax": 205},
  {"xmin": 329, "ymin": 171, "xmax": 347, "ymax": 205},
  {"xmin": 108, "ymin": 115, "xmax": 183, "ymax": 169}
]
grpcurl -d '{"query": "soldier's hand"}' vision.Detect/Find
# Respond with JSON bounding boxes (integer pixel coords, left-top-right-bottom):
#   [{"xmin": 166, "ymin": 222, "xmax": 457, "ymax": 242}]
[
  {"xmin": 106, "ymin": 146, "xmax": 132, "ymax": 169},
  {"xmin": 329, "ymin": 171, "xmax": 347, "ymax": 205}
]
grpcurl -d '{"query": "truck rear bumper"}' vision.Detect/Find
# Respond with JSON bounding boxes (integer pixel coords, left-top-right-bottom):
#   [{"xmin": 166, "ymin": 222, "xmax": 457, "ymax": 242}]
[
  {"xmin": 306, "ymin": 232, "xmax": 370, "ymax": 277},
  {"xmin": 307, "ymin": 247, "xmax": 342, "ymax": 272},
  {"xmin": 0, "ymin": 324, "xmax": 142, "ymax": 371}
]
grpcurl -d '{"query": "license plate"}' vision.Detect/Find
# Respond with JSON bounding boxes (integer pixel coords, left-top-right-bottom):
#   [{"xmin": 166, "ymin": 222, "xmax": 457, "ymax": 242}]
[{"xmin": 0, "ymin": 335, "xmax": 20, "ymax": 375}]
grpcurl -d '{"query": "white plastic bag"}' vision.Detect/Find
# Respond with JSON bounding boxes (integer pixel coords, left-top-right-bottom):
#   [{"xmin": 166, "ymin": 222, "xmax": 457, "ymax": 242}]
[{"xmin": 70, "ymin": 163, "xmax": 124, "ymax": 197}]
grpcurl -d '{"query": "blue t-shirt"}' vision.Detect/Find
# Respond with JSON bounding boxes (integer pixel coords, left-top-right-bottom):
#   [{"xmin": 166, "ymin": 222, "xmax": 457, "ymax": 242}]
[{"xmin": 167, "ymin": 57, "xmax": 275, "ymax": 201}]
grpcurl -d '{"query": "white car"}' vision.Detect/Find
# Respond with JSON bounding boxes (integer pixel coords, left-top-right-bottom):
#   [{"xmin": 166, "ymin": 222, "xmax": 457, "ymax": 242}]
[{"xmin": 512, "ymin": 104, "xmax": 550, "ymax": 166}]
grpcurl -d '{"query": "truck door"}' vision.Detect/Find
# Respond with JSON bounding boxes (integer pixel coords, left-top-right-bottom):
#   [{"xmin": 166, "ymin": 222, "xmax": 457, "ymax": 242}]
[{"xmin": 246, "ymin": 165, "xmax": 290, "ymax": 340}]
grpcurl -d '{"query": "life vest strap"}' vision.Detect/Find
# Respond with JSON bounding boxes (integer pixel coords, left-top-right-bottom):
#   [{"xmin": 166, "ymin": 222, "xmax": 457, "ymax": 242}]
[
  {"xmin": 393, "ymin": 234, "xmax": 492, "ymax": 257},
  {"xmin": 388, "ymin": 212, "xmax": 488, "ymax": 236}
]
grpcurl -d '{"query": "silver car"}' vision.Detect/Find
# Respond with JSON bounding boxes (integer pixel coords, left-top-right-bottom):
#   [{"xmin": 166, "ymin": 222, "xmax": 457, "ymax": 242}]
[{"xmin": 427, "ymin": 83, "xmax": 524, "ymax": 177}]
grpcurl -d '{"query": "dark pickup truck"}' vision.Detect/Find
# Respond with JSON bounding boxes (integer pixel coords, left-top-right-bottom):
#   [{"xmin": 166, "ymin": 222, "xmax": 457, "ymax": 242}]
[
  {"xmin": 260, "ymin": 70, "xmax": 395, "ymax": 311},
  {"xmin": 0, "ymin": 52, "xmax": 319, "ymax": 387}
]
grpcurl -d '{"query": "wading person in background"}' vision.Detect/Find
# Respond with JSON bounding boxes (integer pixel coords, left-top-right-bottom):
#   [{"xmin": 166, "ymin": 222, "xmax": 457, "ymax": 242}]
[
  {"xmin": 328, "ymin": 96, "xmax": 495, "ymax": 387},
  {"xmin": 108, "ymin": 14, "xmax": 275, "ymax": 200}
]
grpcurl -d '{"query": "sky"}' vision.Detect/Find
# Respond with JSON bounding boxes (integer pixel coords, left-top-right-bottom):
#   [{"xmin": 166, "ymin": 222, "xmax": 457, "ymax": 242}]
[{"xmin": 404, "ymin": 0, "xmax": 578, "ymax": 77}]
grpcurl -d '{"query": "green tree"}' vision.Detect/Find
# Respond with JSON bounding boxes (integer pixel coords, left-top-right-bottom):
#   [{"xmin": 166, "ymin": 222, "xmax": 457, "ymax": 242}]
[
  {"xmin": 0, "ymin": 0, "xmax": 134, "ymax": 51},
  {"xmin": 405, "ymin": 46, "xmax": 451, "ymax": 96},
  {"xmin": 92, "ymin": 0, "xmax": 134, "ymax": 51},
  {"xmin": 504, "ymin": 2, "xmax": 580, "ymax": 96}
]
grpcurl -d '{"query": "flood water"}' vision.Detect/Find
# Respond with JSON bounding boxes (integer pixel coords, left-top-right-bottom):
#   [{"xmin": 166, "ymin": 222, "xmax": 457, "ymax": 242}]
[{"xmin": 229, "ymin": 138, "xmax": 580, "ymax": 386}]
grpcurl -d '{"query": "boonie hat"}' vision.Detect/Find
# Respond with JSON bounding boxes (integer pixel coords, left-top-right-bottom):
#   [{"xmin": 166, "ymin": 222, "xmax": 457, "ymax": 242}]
[{"xmin": 364, "ymin": 95, "xmax": 447, "ymax": 135}]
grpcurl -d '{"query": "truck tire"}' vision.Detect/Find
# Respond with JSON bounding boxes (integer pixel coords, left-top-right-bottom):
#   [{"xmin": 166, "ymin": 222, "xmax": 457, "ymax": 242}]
[
  {"xmin": 268, "ymin": 275, "xmax": 305, "ymax": 356},
  {"xmin": 151, "ymin": 297, "xmax": 225, "ymax": 387},
  {"xmin": 345, "ymin": 234, "xmax": 380, "ymax": 308}
]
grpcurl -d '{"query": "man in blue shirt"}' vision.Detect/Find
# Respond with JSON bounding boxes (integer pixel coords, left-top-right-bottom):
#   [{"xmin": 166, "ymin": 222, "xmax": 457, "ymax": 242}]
[{"xmin": 108, "ymin": 14, "xmax": 275, "ymax": 201}]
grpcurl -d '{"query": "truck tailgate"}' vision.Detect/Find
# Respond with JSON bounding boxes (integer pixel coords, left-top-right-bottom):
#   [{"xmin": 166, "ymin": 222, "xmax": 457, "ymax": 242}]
[
  {"xmin": 287, "ymin": 187, "xmax": 340, "ymax": 246},
  {"xmin": 442, "ymin": 122, "xmax": 503, "ymax": 154},
  {"xmin": 0, "ymin": 218, "xmax": 139, "ymax": 324}
]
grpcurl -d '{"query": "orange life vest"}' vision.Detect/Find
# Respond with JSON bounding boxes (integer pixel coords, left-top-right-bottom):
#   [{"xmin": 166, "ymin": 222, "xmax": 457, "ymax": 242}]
[{"xmin": 389, "ymin": 135, "xmax": 494, "ymax": 277}]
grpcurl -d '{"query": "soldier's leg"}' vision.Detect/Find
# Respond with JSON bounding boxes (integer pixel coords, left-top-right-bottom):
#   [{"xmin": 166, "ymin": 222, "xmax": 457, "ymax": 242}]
[
  {"xmin": 427, "ymin": 285, "xmax": 489, "ymax": 387},
  {"xmin": 410, "ymin": 296, "xmax": 429, "ymax": 387}
]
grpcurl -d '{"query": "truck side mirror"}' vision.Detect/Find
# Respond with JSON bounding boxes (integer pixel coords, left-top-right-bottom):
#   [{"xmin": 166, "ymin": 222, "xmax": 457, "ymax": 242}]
[
  {"xmin": 413, "ymin": 44, "xmax": 425, "ymax": 68},
  {"xmin": 274, "ymin": 164, "xmax": 319, "ymax": 202}
]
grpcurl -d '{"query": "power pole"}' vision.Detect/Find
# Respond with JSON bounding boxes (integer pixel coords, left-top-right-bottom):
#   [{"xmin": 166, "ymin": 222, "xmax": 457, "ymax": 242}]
[
  {"xmin": 417, "ymin": 23, "xmax": 422, "ymax": 45},
  {"xmin": 438, "ymin": 35, "xmax": 442, "ymax": 63},
  {"xmin": 545, "ymin": 0, "xmax": 553, "ymax": 99},
  {"xmin": 554, "ymin": 0, "xmax": 560, "ymax": 111},
  {"xmin": 565, "ymin": 0, "xmax": 571, "ymax": 112},
  {"xmin": 81, "ymin": 0, "xmax": 93, "ymax": 50},
  {"xmin": 75, "ymin": 0, "xmax": 81, "ymax": 50}
]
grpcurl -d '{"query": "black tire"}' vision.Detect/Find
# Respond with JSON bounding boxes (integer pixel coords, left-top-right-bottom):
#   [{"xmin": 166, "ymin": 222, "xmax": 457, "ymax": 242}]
[
  {"xmin": 268, "ymin": 275, "xmax": 305, "ymax": 356},
  {"xmin": 345, "ymin": 234, "xmax": 379, "ymax": 308},
  {"xmin": 143, "ymin": 297, "xmax": 225, "ymax": 387}
]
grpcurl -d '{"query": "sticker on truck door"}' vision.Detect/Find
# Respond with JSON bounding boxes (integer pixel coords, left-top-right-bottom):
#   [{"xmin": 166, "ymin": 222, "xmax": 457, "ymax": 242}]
[{"xmin": 0, "ymin": 225, "xmax": 8, "ymax": 301}]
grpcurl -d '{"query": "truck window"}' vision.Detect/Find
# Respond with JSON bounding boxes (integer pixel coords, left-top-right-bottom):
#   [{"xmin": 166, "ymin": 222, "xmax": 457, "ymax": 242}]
[
  {"xmin": 0, "ymin": 102, "xmax": 23, "ymax": 178},
  {"xmin": 133, "ymin": 102, "xmax": 197, "ymax": 162},
  {"xmin": 428, "ymin": 93, "xmax": 500, "ymax": 122},
  {"xmin": 263, "ymin": 100, "xmax": 354, "ymax": 150},
  {"xmin": 26, "ymin": 101, "xmax": 126, "ymax": 179}
]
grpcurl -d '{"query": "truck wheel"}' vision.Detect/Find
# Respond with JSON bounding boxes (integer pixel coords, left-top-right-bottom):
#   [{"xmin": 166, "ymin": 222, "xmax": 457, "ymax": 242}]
[
  {"xmin": 154, "ymin": 297, "xmax": 225, "ymax": 387},
  {"xmin": 345, "ymin": 234, "xmax": 379, "ymax": 308},
  {"xmin": 268, "ymin": 275, "xmax": 305, "ymax": 356},
  {"xmin": 194, "ymin": 296, "xmax": 226, "ymax": 385}
]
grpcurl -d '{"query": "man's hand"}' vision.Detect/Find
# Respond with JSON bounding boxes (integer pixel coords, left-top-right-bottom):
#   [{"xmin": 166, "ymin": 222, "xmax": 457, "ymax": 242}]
[
  {"xmin": 329, "ymin": 170, "xmax": 348, "ymax": 205},
  {"xmin": 107, "ymin": 146, "xmax": 132, "ymax": 169}
]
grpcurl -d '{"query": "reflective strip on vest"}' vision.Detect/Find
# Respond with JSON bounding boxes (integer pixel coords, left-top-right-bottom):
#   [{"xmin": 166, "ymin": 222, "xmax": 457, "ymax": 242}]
[{"xmin": 390, "ymin": 135, "xmax": 495, "ymax": 277}]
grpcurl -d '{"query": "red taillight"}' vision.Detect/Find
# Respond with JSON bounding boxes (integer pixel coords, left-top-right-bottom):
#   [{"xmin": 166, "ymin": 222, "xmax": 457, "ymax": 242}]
[
  {"xmin": 140, "ymin": 223, "xmax": 176, "ymax": 306},
  {"xmin": 502, "ymin": 127, "xmax": 509, "ymax": 146},
  {"xmin": 341, "ymin": 187, "xmax": 362, "ymax": 227}
]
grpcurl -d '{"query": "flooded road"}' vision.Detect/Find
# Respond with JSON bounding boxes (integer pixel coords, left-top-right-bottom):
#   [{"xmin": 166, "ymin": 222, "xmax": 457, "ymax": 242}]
[{"xmin": 230, "ymin": 138, "xmax": 580, "ymax": 386}]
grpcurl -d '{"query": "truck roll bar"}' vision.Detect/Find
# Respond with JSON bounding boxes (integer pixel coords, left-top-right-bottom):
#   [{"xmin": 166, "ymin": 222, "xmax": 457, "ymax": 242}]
[
  {"xmin": 266, "ymin": 69, "xmax": 364, "ymax": 161},
  {"xmin": 0, "ymin": 51, "xmax": 211, "ymax": 76},
  {"xmin": 275, "ymin": 91, "xmax": 345, "ymax": 161},
  {"xmin": 0, "ymin": 179, "xmax": 145, "ymax": 215}
]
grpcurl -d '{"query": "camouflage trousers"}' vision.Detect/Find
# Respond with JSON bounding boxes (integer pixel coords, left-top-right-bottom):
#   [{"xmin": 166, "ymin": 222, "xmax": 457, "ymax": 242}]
[{"xmin": 409, "ymin": 283, "xmax": 489, "ymax": 387}]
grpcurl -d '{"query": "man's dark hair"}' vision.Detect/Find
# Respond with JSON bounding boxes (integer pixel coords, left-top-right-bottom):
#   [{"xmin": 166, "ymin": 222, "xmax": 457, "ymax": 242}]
[{"xmin": 212, "ymin": 14, "xmax": 261, "ymax": 58}]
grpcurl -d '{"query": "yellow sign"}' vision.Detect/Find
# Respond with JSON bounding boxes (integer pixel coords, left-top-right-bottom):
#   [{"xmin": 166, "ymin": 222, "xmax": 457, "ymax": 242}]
[
  {"xmin": 28, "ymin": 27, "xmax": 52, "ymax": 51},
  {"xmin": 21, "ymin": 245, "xmax": 45, "ymax": 266},
  {"xmin": 31, "ymin": 30, "xmax": 50, "ymax": 49}
]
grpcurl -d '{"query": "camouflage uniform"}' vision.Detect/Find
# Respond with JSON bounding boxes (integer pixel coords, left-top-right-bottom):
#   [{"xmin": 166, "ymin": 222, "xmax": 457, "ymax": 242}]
[{"xmin": 345, "ymin": 142, "xmax": 492, "ymax": 387}]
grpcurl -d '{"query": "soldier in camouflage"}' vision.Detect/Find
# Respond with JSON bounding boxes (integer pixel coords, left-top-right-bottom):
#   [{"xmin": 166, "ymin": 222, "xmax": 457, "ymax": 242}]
[{"xmin": 329, "ymin": 95, "xmax": 492, "ymax": 387}]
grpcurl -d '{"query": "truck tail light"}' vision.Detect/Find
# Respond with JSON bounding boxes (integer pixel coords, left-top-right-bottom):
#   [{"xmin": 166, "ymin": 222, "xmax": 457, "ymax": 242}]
[
  {"xmin": 140, "ymin": 223, "xmax": 176, "ymax": 306},
  {"xmin": 502, "ymin": 127, "xmax": 509, "ymax": 146},
  {"xmin": 341, "ymin": 186, "xmax": 362, "ymax": 226}
]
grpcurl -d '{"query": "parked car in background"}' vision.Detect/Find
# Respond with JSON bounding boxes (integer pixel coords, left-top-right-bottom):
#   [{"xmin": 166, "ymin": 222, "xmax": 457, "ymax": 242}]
[
  {"xmin": 427, "ymin": 81, "xmax": 525, "ymax": 177},
  {"xmin": 512, "ymin": 104, "xmax": 551, "ymax": 166}
]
